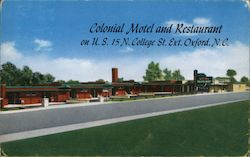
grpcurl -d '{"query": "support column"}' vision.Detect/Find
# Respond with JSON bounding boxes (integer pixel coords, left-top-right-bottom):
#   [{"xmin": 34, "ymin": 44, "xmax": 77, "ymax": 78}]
[{"xmin": 0, "ymin": 84, "xmax": 8, "ymax": 108}]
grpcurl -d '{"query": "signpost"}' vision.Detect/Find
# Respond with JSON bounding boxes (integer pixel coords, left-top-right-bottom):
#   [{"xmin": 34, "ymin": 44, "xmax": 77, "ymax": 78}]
[{"xmin": 194, "ymin": 70, "xmax": 213, "ymax": 92}]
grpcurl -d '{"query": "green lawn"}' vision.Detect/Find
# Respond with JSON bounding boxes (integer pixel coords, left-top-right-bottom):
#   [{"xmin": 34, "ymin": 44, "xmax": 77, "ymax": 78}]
[{"xmin": 2, "ymin": 100, "xmax": 249, "ymax": 156}]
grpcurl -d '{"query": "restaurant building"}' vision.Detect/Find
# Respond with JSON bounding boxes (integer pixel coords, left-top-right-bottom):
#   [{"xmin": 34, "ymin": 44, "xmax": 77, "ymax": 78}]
[{"xmin": 0, "ymin": 68, "xmax": 247, "ymax": 108}]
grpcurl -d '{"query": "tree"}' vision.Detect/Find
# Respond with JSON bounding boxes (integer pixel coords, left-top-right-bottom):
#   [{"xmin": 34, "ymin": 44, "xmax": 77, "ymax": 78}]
[
  {"xmin": 55, "ymin": 80, "xmax": 66, "ymax": 85},
  {"xmin": 163, "ymin": 68, "xmax": 172, "ymax": 80},
  {"xmin": 20, "ymin": 66, "xmax": 33, "ymax": 85},
  {"xmin": 117, "ymin": 77, "xmax": 124, "ymax": 82},
  {"xmin": 226, "ymin": 69, "xmax": 237, "ymax": 83},
  {"xmin": 66, "ymin": 79, "xmax": 80, "ymax": 84},
  {"xmin": 31, "ymin": 72, "xmax": 55, "ymax": 85},
  {"xmin": 0, "ymin": 62, "xmax": 56, "ymax": 85},
  {"xmin": 163, "ymin": 68, "xmax": 185, "ymax": 81},
  {"xmin": 240, "ymin": 76, "xmax": 249, "ymax": 84},
  {"xmin": 43, "ymin": 74, "xmax": 55, "ymax": 84},
  {"xmin": 32, "ymin": 72, "xmax": 43, "ymax": 85},
  {"xmin": 172, "ymin": 69, "xmax": 185, "ymax": 81},
  {"xmin": 0, "ymin": 62, "xmax": 21, "ymax": 85},
  {"xmin": 143, "ymin": 61, "xmax": 163, "ymax": 81},
  {"xmin": 96, "ymin": 79, "xmax": 105, "ymax": 82},
  {"xmin": 230, "ymin": 77, "xmax": 237, "ymax": 84},
  {"xmin": 226, "ymin": 69, "xmax": 237, "ymax": 78}
]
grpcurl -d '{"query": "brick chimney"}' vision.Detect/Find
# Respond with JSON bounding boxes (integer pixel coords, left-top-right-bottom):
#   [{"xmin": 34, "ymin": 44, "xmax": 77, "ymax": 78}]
[{"xmin": 112, "ymin": 68, "xmax": 118, "ymax": 83}]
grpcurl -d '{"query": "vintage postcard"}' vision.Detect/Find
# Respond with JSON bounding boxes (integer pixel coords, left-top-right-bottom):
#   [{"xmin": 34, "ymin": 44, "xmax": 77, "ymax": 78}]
[{"xmin": 0, "ymin": 0, "xmax": 249, "ymax": 156}]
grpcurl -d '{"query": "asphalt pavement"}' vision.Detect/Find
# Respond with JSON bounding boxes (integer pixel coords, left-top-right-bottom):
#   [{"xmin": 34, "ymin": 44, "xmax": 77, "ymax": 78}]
[{"xmin": 0, "ymin": 92, "xmax": 249, "ymax": 136}]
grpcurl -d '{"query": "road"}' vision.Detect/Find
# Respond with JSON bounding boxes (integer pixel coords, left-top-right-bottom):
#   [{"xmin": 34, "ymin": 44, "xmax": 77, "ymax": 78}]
[{"xmin": 0, "ymin": 92, "xmax": 249, "ymax": 136}]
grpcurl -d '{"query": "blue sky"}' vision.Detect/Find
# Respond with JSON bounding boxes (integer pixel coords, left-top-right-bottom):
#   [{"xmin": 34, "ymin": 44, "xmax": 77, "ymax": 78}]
[{"xmin": 1, "ymin": 0, "xmax": 249, "ymax": 81}]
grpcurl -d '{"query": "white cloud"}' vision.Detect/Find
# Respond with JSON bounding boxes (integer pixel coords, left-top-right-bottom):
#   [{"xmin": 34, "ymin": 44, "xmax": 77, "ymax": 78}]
[
  {"xmin": 119, "ymin": 46, "xmax": 134, "ymax": 53},
  {"xmin": 193, "ymin": 17, "xmax": 211, "ymax": 25},
  {"xmin": 1, "ymin": 41, "xmax": 249, "ymax": 82},
  {"xmin": 18, "ymin": 55, "xmax": 148, "ymax": 82},
  {"xmin": 34, "ymin": 38, "xmax": 52, "ymax": 51},
  {"xmin": 0, "ymin": 41, "xmax": 23, "ymax": 63}
]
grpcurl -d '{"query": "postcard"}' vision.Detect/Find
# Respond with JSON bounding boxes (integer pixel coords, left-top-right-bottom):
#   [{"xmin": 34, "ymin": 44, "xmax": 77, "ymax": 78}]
[{"xmin": 0, "ymin": 0, "xmax": 249, "ymax": 156}]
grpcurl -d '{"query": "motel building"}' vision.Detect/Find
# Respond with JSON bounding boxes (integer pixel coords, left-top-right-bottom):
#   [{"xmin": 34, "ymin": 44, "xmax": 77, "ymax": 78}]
[
  {"xmin": 0, "ymin": 84, "xmax": 71, "ymax": 106},
  {"xmin": 0, "ymin": 68, "xmax": 248, "ymax": 108},
  {"xmin": 68, "ymin": 82, "xmax": 112, "ymax": 101}
]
